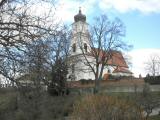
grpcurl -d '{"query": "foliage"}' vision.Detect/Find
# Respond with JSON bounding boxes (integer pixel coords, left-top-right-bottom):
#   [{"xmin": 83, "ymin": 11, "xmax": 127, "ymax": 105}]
[
  {"xmin": 72, "ymin": 94, "xmax": 144, "ymax": 120},
  {"xmin": 149, "ymin": 115, "xmax": 160, "ymax": 120},
  {"xmin": 48, "ymin": 58, "xmax": 69, "ymax": 96},
  {"xmin": 108, "ymin": 74, "xmax": 132, "ymax": 80},
  {"xmin": 79, "ymin": 79, "xmax": 94, "ymax": 85},
  {"xmin": 144, "ymin": 75, "xmax": 160, "ymax": 84},
  {"xmin": 135, "ymin": 84, "xmax": 160, "ymax": 120}
]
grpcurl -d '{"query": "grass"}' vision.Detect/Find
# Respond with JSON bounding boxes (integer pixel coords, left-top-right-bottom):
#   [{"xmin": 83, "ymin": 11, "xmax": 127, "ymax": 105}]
[
  {"xmin": 0, "ymin": 87, "xmax": 160, "ymax": 120},
  {"xmin": 0, "ymin": 88, "xmax": 79, "ymax": 120},
  {"xmin": 0, "ymin": 88, "xmax": 17, "ymax": 120},
  {"xmin": 149, "ymin": 115, "xmax": 160, "ymax": 120}
]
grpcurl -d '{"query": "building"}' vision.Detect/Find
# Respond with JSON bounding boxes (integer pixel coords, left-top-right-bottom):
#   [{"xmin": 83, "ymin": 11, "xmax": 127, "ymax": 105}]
[{"xmin": 67, "ymin": 9, "xmax": 132, "ymax": 81}]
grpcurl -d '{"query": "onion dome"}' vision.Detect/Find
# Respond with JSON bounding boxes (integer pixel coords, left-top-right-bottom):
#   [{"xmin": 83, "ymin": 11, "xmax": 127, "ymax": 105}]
[{"xmin": 74, "ymin": 8, "xmax": 86, "ymax": 22}]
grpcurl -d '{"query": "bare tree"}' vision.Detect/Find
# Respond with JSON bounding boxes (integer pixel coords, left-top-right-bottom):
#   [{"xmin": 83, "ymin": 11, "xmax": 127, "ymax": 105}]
[
  {"xmin": 80, "ymin": 15, "xmax": 130, "ymax": 93},
  {"xmin": 0, "ymin": 0, "xmax": 57, "ymax": 88},
  {"xmin": 23, "ymin": 39, "xmax": 52, "ymax": 88},
  {"xmin": 0, "ymin": 1, "xmax": 71, "ymax": 119},
  {"xmin": 145, "ymin": 54, "xmax": 160, "ymax": 76},
  {"xmin": 135, "ymin": 84, "xmax": 160, "ymax": 120},
  {"xmin": 48, "ymin": 26, "xmax": 71, "ymax": 95}
]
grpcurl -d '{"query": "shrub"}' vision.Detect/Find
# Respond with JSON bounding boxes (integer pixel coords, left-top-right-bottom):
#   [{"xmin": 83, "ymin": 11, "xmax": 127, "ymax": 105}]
[
  {"xmin": 108, "ymin": 74, "xmax": 133, "ymax": 80},
  {"xmin": 80, "ymin": 79, "xmax": 94, "ymax": 85},
  {"xmin": 108, "ymin": 74, "xmax": 120, "ymax": 80},
  {"xmin": 47, "ymin": 82, "xmax": 70, "ymax": 96},
  {"xmin": 144, "ymin": 75, "xmax": 160, "ymax": 84},
  {"xmin": 79, "ymin": 79, "xmax": 86, "ymax": 85},
  {"xmin": 71, "ymin": 95, "xmax": 144, "ymax": 120}
]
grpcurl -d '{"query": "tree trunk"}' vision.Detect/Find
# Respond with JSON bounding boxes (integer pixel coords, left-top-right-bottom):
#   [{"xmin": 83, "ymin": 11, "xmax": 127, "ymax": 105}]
[{"xmin": 94, "ymin": 73, "xmax": 100, "ymax": 94}]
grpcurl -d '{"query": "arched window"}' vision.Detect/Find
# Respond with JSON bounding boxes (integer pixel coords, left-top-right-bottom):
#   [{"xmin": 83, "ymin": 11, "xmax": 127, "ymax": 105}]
[
  {"xmin": 108, "ymin": 69, "xmax": 111, "ymax": 74},
  {"xmin": 71, "ymin": 64, "xmax": 75, "ymax": 74},
  {"xmin": 84, "ymin": 43, "xmax": 87, "ymax": 52},
  {"xmin": 72, "ymin": 43, "xmax": 76, "ymax": 52}
]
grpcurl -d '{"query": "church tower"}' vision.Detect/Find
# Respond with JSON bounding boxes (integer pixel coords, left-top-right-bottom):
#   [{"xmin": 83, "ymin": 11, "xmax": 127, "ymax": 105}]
[
  {"xmin": 68, "ymin": 8, "xmax": 93, "ymax": 81},
  {"xmin": 69, "ymin": 8, "xmax": 90, "ymax": 55}
]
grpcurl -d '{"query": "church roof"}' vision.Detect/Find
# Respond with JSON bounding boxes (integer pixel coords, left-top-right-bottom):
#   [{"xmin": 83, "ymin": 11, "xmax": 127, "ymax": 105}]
[
  {"xmin": 74, "ymin": 9, "xmax": 86, "ymax": 22},
  {"xmin": 90, "ymin": 48, "xmax": 128, "ymax": 68},
  {"xmin": 107, "ymin": 50, "xmax": 128, "ymax": 68}
]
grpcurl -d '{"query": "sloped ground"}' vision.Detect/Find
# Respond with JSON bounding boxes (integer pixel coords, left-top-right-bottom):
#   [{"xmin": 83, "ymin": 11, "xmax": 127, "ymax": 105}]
[
  {"xmin": 0, "ymin": 88, "xmax": 78, "ymax": 120},
  {"xmin": 0, "ymin": 86, "xmax": 160, "ymax": 120}
]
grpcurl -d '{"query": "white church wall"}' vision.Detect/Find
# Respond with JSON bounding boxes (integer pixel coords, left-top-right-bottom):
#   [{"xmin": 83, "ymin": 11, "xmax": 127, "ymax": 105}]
[
  {"xmin": 112, "ymin": 72, "xmax": 132, "ymax": 77},
  {"xmin": 67, "ymin": 55, "xmax": 118, "ymax": 81},
  {"xmin": 67, "ymin": 53, "xmax": 132, "ymax": 81},
  {"xmin": 67, "ymin": 55, "xmax": 95, "ymax": 81},
  {"xmin": 72, "ymin": 21, "xmax": 89, "ymax": 34}
]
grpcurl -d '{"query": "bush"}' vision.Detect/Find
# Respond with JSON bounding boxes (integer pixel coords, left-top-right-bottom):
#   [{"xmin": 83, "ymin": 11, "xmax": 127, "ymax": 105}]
[
  {"xmin": 71, "ymin": 95, "xmax": 144, "ymax": 120},
  {"xmin": 144, "ymin": 75, "xmax": 160, "ymax": 84},
  {"xmin": 47, "ymin": 83, "xmax": 70, "ymax": 96},
  {"xmin": 108, "ymin": 74, "xmax": 132, "ymax": 80},
  {"xmin": 79, "ymin": 79, "xmax": 94, "ymax": 85},
  {"xmin": 108, "ymin": 74, "xmax": 118, "ymax": 80}
]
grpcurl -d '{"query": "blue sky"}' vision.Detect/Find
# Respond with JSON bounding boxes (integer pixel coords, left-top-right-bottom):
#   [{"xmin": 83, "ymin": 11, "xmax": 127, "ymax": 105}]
[
  {"xmin": 53, "ymin": 0, "xmax": 160, "ymax": 77},
  {"xmin": 121, "ymin": 12, "xmax": 160, "ymax": 49}
]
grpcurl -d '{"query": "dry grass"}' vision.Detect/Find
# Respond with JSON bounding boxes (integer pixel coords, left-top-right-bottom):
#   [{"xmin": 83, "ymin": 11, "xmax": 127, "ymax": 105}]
[
  {"xmin": 71, "ymin": 94, "xmax": 144, "ymax": 120},
  {"xmin": 0, "ymin": 89, "xmax": 78, "ymax": 120}
]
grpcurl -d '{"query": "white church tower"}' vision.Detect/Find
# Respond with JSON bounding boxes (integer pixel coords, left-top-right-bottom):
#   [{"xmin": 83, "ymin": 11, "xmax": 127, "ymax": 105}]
[
  {"xmin": 70, "ymin": 8, "xmax": 90, "ymax": 55},
  {"xmin": 68, "ymin": 8, "xmax": 95, "ymax": 81}
]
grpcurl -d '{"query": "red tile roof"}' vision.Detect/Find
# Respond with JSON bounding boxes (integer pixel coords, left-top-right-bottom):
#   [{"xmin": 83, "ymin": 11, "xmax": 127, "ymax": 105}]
[
  {"xmin": 90, "ymin": 48, "xmax": 128, "ymax": 68},
  {"xmin": 107, "ymin": 50, "xmax": 128, "ymax": 68}
]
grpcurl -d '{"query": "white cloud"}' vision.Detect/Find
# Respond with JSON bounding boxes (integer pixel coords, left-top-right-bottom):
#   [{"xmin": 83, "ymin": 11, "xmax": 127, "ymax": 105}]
[
  {"xmin": 54, "ymin": 0, "xmax": 78, "ymax": 22},
  {"xmin": 99, "ymin": 0, "xmax": 160, "ymax": 14},
  {"xmin": 128, "ymin": 49, "xmax": 160, "ymax": 77},
  {"xmin": 15, "ymin": 0, "xmax": 92, "ymax": 23},
  {"xmin": 53, "ymin": 0, "xmax": 160, "ymax": 23},
  {"xmin": 11, "ymin": 0, "xmax": 160, "ymax": 24},
  {"xmin": 15, "ymin": 0, "xmax": 95, "ymax": 24},
  {"xmin": 54, "ymin": 0, "xmax": 97, "ymax": 23}
]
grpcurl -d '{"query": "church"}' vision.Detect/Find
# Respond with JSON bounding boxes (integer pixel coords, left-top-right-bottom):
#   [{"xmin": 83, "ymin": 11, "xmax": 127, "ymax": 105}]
[{"xmin": 67, "ymin": 9, "xmax": 132, "ymax": 81}]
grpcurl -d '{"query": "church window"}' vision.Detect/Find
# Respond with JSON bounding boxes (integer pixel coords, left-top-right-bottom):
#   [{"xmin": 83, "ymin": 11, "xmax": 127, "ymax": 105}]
[
  {"xmin": 71, "ymin": 64, "xmax": 75, "ymax": 74},
  {"xmin": 84, "ymin": 43, "xmax": 87, "ymax": 52},
  {"xmin": 72, "ymin": 43, "xmax": 76, "ymax": 52},
  {"xmin": 108, "ymin": 69, "xmax": 111, "ymax": 73}
]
